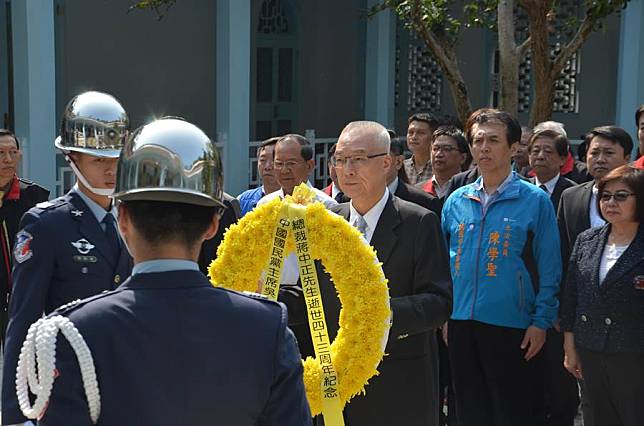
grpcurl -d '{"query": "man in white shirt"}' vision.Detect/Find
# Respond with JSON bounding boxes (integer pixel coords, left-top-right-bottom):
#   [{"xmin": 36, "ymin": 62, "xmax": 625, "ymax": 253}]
[
  {"xmin": 256, "ymin": 134, "xmax": 337, "ymax": 363},
  {"xmin": 259, "ymin": 134, "xmax": 335, "ymax": 207}
]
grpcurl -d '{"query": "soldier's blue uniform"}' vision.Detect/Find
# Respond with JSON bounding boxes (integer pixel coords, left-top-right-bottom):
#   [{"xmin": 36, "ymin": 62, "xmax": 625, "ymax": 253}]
[
  {"xmin": 38, "ymin": 260, "xmax": 311, "ymax": 426},
  {"xmin": 1, "ymin": 188, "xmax": 132, "ymax": 425}
]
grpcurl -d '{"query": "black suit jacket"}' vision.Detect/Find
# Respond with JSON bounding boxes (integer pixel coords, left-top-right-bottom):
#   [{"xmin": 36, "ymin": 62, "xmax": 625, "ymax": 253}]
[
  {"xmin": 442, "ymin": 167, "xmax": 480, "ymax": 201},
  {"xmin": 323, "ymin": 195, "xmax": 452, "ymax": 426},
  {"xmin": 557, "ymin": 181, "xmax": 594, "ymax": 264},
  {"xmin": 198, "ymin": 193, "xmax": 240, "ymax": 274},
  {"xmin": 529, "ymin": 176, "xmax": 576, "ymax": 211},
  {"xmin": 395, "ymin": 180, "xmax": 442, "ymax": 218},
  {"xmin": 560, "ymin": 224, "xmax": 644, "ymax": 353}
]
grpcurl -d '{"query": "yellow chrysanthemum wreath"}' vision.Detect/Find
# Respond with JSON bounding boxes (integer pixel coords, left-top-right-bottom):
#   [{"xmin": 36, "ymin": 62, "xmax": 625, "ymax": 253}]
[{"xmin": 208, "ymin": 192, "xmax": 391, "ymax": 416}]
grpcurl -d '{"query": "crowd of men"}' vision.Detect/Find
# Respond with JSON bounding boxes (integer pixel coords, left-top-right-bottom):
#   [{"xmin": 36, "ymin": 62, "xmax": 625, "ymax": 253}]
[{"xmin": 0, "ymin": 91, "xmax": 642, "ymax": 425}]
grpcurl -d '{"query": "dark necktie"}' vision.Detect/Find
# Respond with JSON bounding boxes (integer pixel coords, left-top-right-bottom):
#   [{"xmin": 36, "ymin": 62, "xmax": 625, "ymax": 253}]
[
  {"xmin": 335, "ymin": 191, "xmax": 345, "ymax": 203},
  {"xmin": 102, "ymin": 213, "xmax": 121, "ymax": 261}
]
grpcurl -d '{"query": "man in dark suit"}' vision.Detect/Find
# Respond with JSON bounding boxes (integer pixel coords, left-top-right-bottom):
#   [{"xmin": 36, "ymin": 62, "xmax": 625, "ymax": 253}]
[
  {"xmin": 387, "ymin": 139, "xmax": 442, "ymax": 217},
  {"xmin": 528, "ymin": 130, "xmax": 577, "ymax": 209},
  {"xmin": 198, "ymin": 193, "xmax": 240, "ymax": 274},
  {"xmin": 527, "ymin": 129, "xmax": 578, "ymax": 425},
  {"xmin": 326, "ymin": 120, "xmax": 452, "ymax": 426},
  {"xmin": 558, "ymin": 126, "xmax": 633, "ymax": 263}
]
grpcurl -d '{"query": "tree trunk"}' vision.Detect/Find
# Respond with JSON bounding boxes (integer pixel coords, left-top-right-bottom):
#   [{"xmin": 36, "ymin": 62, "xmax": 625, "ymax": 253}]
[
  {"xmin": 444, "ymin": 64, "xmax": 473, "ymax": 127},
  {"xmin": 497, "ymin": 0, "xmax": 520, "ymax": 118},
  {"xmin": 522, "ymin": 0, "xmax": 554, "ymax": 126}
]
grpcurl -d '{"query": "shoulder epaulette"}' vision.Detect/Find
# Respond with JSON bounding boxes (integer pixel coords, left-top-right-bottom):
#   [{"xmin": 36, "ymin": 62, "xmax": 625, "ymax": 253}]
[
  {"xmin": 35, "ymin": 196, "xmax": 68, "ymax": 211},
  {"xmin": 51, "ymin": 290, "xmax": 117, "ymax": 316}
]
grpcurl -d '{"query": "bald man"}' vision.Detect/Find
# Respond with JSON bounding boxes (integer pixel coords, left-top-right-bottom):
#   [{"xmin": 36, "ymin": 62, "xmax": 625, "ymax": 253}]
[{"xmin": 318, "ymin": 121, "xmax": 452, "ymax": 426}]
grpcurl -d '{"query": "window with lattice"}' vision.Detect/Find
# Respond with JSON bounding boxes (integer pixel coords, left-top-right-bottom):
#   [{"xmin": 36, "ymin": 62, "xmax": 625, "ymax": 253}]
[{"xmin": 394, "ymin": 26, "xmax": 443, "ymax": 115}]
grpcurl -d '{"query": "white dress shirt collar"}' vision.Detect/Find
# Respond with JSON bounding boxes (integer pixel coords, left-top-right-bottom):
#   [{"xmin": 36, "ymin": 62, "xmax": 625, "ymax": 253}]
[
  {"xmin": 349, "ymin": 188, "xmax": 390, "ymax": 244},
  {"xmin": 331, "ymin": 183, "xmax": 341, "ymax": 199},
  {"xmin": 590, "ymin": 184, "xmax": 606, "ymax": 228},
  {"xmin": 534, "ymin": 173, "xmax": 560, "ymax": 195}
]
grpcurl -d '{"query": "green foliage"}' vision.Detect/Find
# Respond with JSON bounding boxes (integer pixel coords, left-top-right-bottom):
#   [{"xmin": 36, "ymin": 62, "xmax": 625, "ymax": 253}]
[
  {"xmin": 128, "ymin": 0, "xmax": 175, "ymax": 19},
  {"xmin": 463, "ymin": 0, "xmax": 499, "ymax": 30}
]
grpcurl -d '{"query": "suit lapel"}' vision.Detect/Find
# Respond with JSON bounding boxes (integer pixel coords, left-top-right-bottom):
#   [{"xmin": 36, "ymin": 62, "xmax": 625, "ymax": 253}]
[
  {"xmin": 69, "ymin": 193, "xmax": 116, "ymax": 267},
  {"xmin": 550, "ymin": 177, "xmax": 565, "ymax": 208},
  {"xmin": 590, "ymin": 225, "xmax": 610, "ymax": 289},
  {"xmin": 602, "ymin": 226, "xmax": 644, "ymax": 288},
  {"xmin": 369, "ymin": 195, "xmax": 400, "ymax": 266},
  {"xmin": 577, "ymin": 181, "xmax": 594, "ymax": 231}
]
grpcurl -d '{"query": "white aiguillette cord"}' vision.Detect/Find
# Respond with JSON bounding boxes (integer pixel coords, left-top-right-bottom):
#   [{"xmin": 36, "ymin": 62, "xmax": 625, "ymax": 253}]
[{"xmin": 15, "ymin": 315, "xmax": 101, "ymax": 424}]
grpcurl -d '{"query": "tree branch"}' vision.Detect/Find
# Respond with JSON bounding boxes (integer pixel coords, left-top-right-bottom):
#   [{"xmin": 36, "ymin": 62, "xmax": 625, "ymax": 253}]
[
  {"xmin": 550, "ymin": 16, "xmax": 595, "ymax": 78},
  {"xmin": 517, "ymin": 36, "xmax": 531, "ymax": 57}
]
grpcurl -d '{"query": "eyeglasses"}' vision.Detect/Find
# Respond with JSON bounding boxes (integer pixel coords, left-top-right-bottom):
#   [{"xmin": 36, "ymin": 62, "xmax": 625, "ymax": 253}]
[
  {"xmin": 599, "ymin": 191, "xmax": 635, "ymax": 203},
  {"xmin": 330, "ymin": 152, "xmax": 388, "ymax": 168},
  {"xmin": 273, "ymin": 160, "xmax": 306, "ymax": 170},
  {"xmin": 431, "ymin": 144, "xmax": 459, "ymax": 153}
]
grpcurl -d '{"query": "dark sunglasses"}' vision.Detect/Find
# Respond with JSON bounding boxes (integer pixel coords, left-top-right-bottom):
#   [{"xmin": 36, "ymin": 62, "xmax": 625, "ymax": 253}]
[{"xmin": 599, "ymin": 191, "xmax": 635, "ymax": 203}]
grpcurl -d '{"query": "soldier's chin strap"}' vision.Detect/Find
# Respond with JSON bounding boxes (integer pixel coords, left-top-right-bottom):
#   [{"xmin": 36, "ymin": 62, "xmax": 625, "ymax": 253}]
[
  {"xmin": 16, "ymin": 315, "xmax": 101, "ymax": 424},
  {"xmin": 66, "ymin": 156, "xmax": 115, "ymax": 197}
]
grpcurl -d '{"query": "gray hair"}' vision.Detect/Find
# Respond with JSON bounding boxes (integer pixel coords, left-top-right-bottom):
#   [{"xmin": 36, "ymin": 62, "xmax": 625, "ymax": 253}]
[
  {"xmin": 339, "ymin": 121, "xmax": 391, "ymax": 152},
  {"xmin": 533, "ymin": 121, "xmax": 567, "ymax": 138}
]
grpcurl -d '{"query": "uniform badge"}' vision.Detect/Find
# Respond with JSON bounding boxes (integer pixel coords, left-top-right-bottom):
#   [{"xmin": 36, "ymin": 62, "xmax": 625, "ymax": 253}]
[
  {"xmin": 71, "ymin": 238, "xmax": 95, "ymax": 255},
  {"xmin": 14, "ymin": 231, "xmax": 34, "ymax": 263},
  {"xmin": 634, "ymin": 275, "xmax": 644, "ymax": 290},
  {"xmin": 71, "ymin": 210, "xmax": 84, "ymax": 217}
]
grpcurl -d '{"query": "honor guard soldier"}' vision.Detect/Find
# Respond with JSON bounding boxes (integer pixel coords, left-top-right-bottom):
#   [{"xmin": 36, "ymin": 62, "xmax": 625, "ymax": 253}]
[
  {"xmin": 2, "ymin": 92, "xmax": 132, "ymax": 426},
  {"xmin": 12, "ymin": 117, "xmax": 311, "ymax": 425}
]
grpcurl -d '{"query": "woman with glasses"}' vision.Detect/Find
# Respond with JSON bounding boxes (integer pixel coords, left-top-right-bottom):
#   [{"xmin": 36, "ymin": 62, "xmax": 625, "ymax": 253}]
[{"xmin": 561, "ymin": 165, "xmax": 644, "ymax": 426}]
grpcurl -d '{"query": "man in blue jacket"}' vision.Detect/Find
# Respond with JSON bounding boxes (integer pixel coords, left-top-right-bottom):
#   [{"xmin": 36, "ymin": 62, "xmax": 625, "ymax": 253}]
[{"xmin": 441, "ymin": 108, "xmax": 561, "ymax": 426}]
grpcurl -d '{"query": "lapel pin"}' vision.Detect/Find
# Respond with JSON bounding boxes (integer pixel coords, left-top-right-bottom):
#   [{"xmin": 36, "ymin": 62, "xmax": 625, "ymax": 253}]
[{"xmin": 71, "ymin": 210, "xmax": 84, "ymax": 217}]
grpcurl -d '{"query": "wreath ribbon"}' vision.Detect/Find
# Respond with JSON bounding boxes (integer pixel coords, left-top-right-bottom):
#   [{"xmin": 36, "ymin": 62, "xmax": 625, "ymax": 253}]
[
  {"xmin": 209, "ymin": 183, "xmax": 390, "ymax": 417},
  {"xmin": 262, "ymin": 201, "xmax": 344, "ymax": 426}
]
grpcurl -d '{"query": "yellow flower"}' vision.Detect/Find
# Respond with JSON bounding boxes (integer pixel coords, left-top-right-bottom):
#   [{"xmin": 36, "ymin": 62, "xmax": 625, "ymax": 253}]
[{"xmin": 209, "ymin": 184, "xmax": 391, "ymax": 416}]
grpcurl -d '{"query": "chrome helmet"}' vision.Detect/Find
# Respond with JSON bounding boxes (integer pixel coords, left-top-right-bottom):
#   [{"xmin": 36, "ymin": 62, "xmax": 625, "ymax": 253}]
[
  {"xmin": 113, "ymin": 117, "xmax": 224, "ymax": 207},
  {"xmin": 55, "ymin": 91, "xmax": 129, "ymax": 158}
]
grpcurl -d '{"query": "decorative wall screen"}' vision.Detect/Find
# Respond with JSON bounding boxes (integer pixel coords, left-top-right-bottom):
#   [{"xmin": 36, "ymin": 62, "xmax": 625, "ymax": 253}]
[
  {"xmin": 395, "ymin": 24, "xmax": 443, "ymax": 115},
  {"xmin": 257, "ymin": 0, "xmax": 289, "ymax": 34}
]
